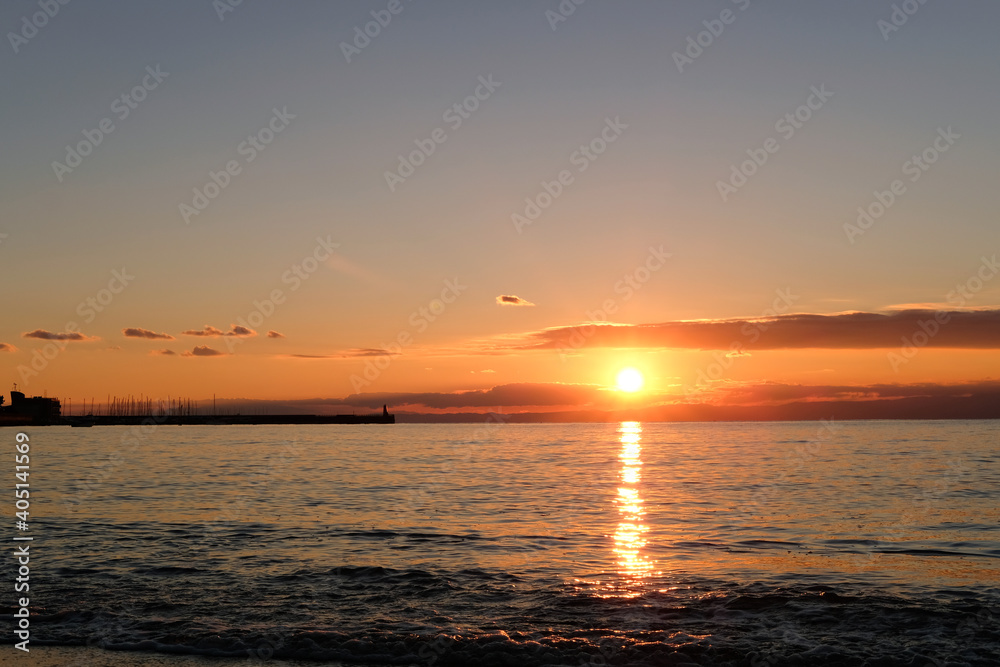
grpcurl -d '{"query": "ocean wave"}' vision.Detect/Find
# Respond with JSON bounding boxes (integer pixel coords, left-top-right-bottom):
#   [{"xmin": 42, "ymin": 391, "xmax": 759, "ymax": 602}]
[{"xmin": 15, "ymin": 575, "xmax": 999, "ymax": 666}]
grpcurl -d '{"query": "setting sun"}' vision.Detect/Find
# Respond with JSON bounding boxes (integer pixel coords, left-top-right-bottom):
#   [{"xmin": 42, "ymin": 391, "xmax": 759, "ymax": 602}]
[{"xmin": 616, "ymin": 368, "xmax": 645, "ymax": 393}]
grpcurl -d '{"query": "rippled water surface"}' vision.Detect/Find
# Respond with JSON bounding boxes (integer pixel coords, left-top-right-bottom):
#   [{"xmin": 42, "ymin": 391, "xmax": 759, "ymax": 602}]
[{"xmin": 12, "ymin": 421, "xmax": 1000, "ymax": 665}]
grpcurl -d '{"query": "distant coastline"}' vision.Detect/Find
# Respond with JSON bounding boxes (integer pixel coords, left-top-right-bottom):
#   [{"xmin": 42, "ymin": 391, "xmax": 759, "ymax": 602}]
[
  {"xmin": 3, "ymin": 387, "xmax": 998, "ymax": 426},
  {"xmin": 0, "ymin": 388, "xmax": 393, "ymax": 427}
]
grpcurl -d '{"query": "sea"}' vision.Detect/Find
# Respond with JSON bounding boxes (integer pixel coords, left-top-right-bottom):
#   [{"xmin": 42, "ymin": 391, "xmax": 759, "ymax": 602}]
[{"xmin": 4, "ymin": 420, "xmax": 999, "ymax": 666}]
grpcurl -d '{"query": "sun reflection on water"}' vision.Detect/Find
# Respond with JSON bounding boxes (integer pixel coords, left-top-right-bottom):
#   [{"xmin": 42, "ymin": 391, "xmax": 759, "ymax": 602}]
[{"xmin": 610, "ymin": 421, "xmax": 656, "ymax": 595}]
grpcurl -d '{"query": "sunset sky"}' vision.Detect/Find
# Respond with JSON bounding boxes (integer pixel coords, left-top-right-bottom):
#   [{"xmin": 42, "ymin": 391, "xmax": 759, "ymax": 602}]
[{"xmin": 2, "ymin": 1, "xmax": 999, "ymax": 419}]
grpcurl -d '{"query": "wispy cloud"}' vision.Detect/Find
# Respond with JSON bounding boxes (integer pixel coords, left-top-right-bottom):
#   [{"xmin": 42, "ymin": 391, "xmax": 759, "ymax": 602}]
[
  {"xmin": 266, "ymin": 330, "xmax": 285, "ymax": 339},
  {"xmin": 181, "ymin": 324, "xmax": 256, "ymax": 338},
  {"xmin": 340, "ymin": 348, "xmax": 402, "ymax": 358},
  {"xmin": 481, "ymin": 309, "xmax": 1000, "ymax": 352},
  {"xmin": 281, "ymin": 348, "xmax": 403, "ymax": 360},
  {"xmin": 22, "ymin": 329, "xmax": 98, "ymax": 342},
  {"xmin": 496, "ymin": 294, "xmax": 535, "ymax": 307},
  {"xmin": 182, "ymin": 345, "xmax": 226, "ymax": 357},
  {"xmin": 151, "ymin": 349, "xmax": 176, "ymax": 356},
  {"xmin": 688, "ymin": 379, "xmax": 1000, "ymax": 410},
  {"xmin": 123, "ymin": 327, "xmax": 175, "ymax": 340},
  {"xmin": 325, "ymin": 254, "xmax": 396, "ymax": 288},
  {"xmin": 0, "ymin": 343, "xmax": 16, "ymax": 352},
  {"xmin": 342, "ymin": 382, "xmax": 610, "ymax": 410}
]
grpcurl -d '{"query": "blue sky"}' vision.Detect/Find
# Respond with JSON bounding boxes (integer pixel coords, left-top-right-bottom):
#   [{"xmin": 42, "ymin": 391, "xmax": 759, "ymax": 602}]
[{"xmin": 2, "ymin": 1, "xmax": 999, "ymax": 403}]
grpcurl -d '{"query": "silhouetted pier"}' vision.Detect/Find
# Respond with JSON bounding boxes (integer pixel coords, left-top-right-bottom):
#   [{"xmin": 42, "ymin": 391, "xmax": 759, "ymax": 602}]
[{"xmin": 0, "ymin": 387, "xmax": 394, "ymax": 427}]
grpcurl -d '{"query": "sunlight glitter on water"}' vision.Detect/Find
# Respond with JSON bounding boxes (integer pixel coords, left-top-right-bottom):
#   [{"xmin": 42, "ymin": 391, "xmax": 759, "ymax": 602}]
[
  {"xmin": 25, "ymin": 421, "xmax": 1000, "ymax": 665},
  {"xmin": 611, "ymin": 422, "xmax": 657, "ymax": 593}
]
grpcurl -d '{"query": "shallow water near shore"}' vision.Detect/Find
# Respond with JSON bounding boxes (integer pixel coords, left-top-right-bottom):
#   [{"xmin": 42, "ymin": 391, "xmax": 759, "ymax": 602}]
[{"xmin": 5, "ymin": 421, "xmax": 999, "ymax": 665}]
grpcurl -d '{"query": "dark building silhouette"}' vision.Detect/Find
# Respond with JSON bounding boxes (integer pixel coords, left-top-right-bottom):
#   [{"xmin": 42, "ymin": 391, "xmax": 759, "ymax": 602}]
[{"xmin": 0, "ymin": 387, "xmax": 62, "ymax": 426}]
